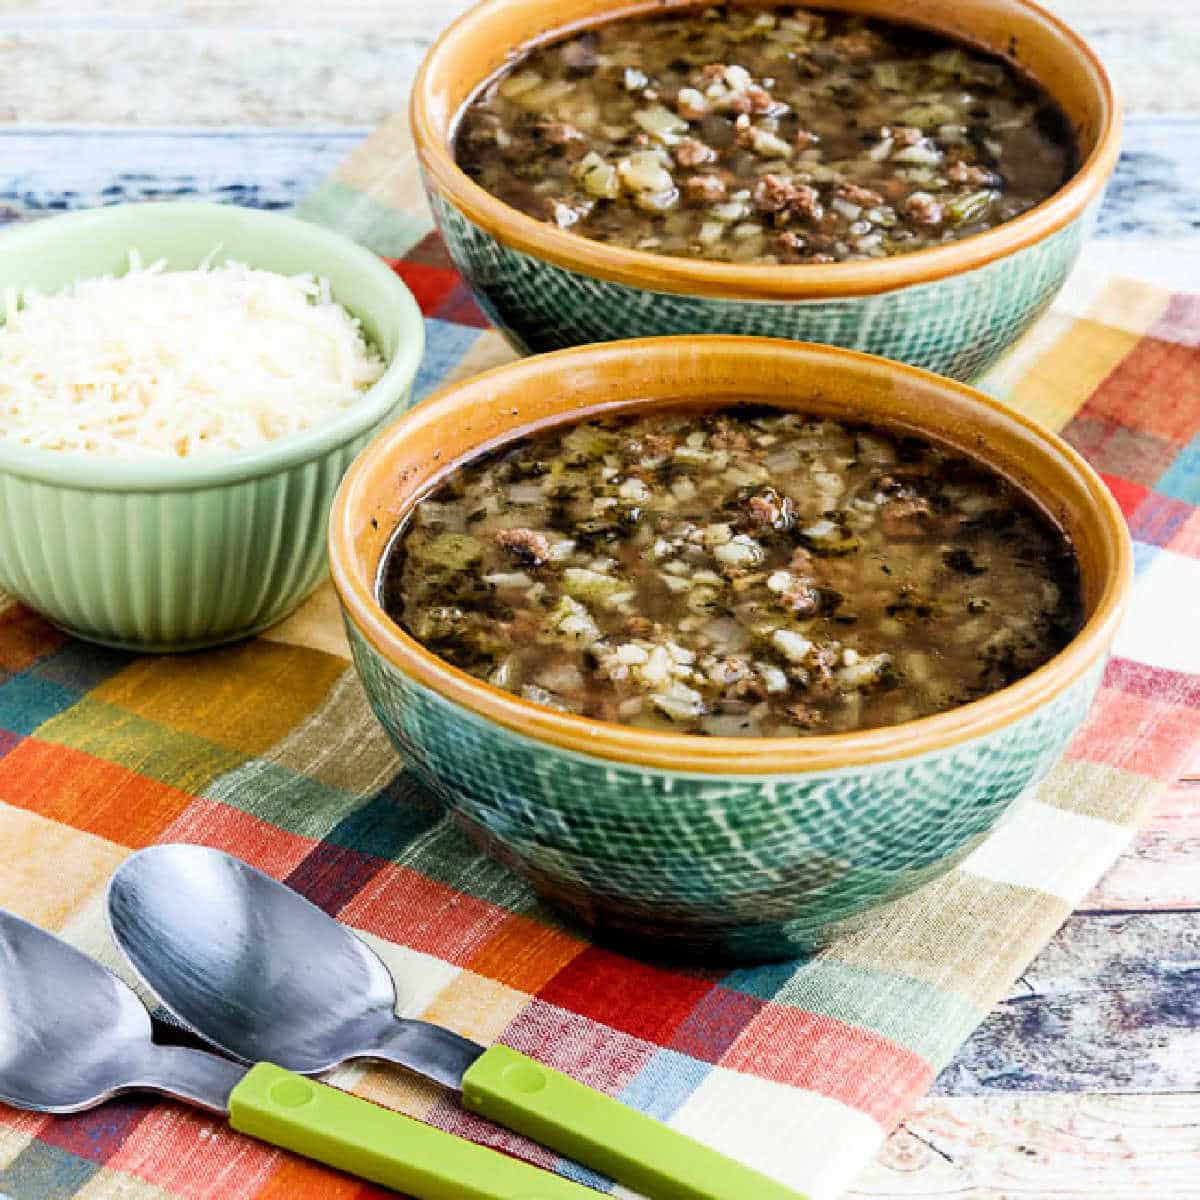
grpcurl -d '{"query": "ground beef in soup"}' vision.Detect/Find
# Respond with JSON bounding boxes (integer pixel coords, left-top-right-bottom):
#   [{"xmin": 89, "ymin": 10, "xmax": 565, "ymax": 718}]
[
  {"xmin": 455, "ymin": 6, "xmax": 1074, "ymax": 263},
  {"xmin": 379, "ymin": 406, "xmax": 1083, "ymax": 736}
]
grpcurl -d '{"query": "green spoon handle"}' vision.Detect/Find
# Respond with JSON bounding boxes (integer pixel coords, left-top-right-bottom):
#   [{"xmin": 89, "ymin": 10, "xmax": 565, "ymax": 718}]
[
  {"xmin": 461, "ymin": 1045, "xmax": 808, "ymax": 1200},
  {"xmin": 228, "ymin": 1062, "xmax": 597, "ymax": 1200}
]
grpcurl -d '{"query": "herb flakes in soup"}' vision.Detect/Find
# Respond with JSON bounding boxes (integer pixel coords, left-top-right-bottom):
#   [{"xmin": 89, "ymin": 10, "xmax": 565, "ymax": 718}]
[
  {"xmin": 454, "ymin": 5, "xmax": 1075, "ymax": 263},
  {"xmin": 379, "ymin": 406, "xmax": 1083, "ymax": 737}
]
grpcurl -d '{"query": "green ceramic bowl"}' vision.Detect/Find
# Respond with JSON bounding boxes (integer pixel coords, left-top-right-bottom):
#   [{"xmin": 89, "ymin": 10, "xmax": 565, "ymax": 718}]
[
  {"xmin": 330, "ymin": 337, "xmax": 1132, "ymax": 961},
  {"xmin": 0, "ymin": 202, "xmax": 424, "ymax": 651},
  {"xmin": 412, "ymin": 0, "xmax": 1121, "ymax": 380}
]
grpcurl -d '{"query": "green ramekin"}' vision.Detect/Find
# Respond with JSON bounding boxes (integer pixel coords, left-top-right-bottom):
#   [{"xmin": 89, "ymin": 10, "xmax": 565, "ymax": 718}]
[{"xmin": 0, "ymin": 202, "xmax": 424, "ymax": 651}]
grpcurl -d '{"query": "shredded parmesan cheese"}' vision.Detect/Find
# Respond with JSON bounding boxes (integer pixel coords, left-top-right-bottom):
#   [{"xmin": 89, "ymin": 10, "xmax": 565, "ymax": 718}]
[{"xmin": 0, "ymin": 255, "xmax": 387, "ymax": 458}]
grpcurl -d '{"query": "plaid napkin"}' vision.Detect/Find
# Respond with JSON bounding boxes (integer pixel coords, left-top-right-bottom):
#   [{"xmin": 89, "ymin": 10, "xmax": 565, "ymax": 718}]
[{"xmin": 0, "ymin": 115, "xmax": 1197, "ymax": 1200}]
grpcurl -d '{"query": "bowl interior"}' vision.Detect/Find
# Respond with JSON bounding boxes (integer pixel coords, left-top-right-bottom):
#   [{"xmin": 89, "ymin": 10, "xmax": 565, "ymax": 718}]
[
  {"xmin": 420, "ymin": 0, "xmax": 1110, "ymax": 167},
  {"xmin": 0, "ymin": 202, "xmax": 424, "ymax": 488},
  {"xmin": 332, "ymin": 336, "xmax": 1131, "ymax": 774}
]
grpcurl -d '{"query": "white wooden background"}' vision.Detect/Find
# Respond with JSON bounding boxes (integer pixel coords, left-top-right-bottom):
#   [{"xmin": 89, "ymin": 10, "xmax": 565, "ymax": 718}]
[{"xmin": 1, "ymin": 3, "xmax": 1197, "ymax": 1196}]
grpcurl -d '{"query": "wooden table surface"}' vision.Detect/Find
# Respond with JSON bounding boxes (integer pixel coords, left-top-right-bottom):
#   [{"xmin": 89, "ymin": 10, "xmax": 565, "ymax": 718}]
[{"xmin": 1, "ymin": 3, "xmax": 1197, "ymax": 1195}]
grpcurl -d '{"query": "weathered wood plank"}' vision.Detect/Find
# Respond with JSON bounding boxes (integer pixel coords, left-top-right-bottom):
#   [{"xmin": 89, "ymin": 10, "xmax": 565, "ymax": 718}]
[
  {"xmin": 1082, "ymin": 781, "xmax": 1200, "ymax": 913},
  {"xmin": 933, "ymin": 904, "xmax": 1200, "ymax": 1096},
  {"xmin": 1096, "ymin": 118, "xmax": 1200, "ymax": 241},
  {"xmin": 851, "ymin": 1093, "xmax": 1200, "ymax": 1197},
  {"xmin": 0, "ymin": 128, "xmax": 363, "ymax": 222},
  {"xmin": 1, "ymin": 1, "xmax": 1197, "ymax": 120}
]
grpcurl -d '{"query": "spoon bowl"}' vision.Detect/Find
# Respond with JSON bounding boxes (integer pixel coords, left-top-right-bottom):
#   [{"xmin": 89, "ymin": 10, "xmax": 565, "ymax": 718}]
[
  {"xmin": 107, "ymin": 843, "xmax": 483, "ymax": 1087},
  {"xmin": 0, "ymin": 911, "xmax": 157, "ymax": 1112}
]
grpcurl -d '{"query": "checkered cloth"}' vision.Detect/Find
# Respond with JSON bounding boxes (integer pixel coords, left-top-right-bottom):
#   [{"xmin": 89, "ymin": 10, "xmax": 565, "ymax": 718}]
[{"xmin": 0, "ymin": 114, "xmax": 1196, "ymax": 1200}]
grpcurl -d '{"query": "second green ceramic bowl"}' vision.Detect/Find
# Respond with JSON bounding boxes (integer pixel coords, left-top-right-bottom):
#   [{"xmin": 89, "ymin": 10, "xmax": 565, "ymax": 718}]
[
  {"xmin": 0, "ymin": 202, "xmax": 424, "ymax": 651},
  {"xmin": 331, "ymin": 337, "xmax": 1132, "ymax": 961},
  {"xmin": 412, "ymin": 0, "xmax": 1121, "ymax": 379}
]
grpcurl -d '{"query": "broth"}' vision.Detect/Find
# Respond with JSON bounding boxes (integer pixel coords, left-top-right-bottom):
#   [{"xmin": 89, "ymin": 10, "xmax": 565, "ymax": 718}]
[
  {"xmin": 380, "ymin": 405, "xmax": 1083, "ymax": 736},
  {"xmin": 455, "ymin": 6, "xmax": 1074, "ymax": 263}
]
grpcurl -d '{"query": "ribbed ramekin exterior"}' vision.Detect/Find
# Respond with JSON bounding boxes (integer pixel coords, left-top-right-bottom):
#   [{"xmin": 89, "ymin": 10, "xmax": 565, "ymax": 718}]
[{"xmin": 0, "ymin": 410, "xmax": 404, "ymax": 651}]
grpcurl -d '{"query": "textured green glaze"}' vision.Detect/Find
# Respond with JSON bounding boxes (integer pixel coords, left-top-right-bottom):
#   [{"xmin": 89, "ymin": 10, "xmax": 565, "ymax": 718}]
[
  {"xmin": 347, "ymin": 618, "xmax": 1104, "ymax": 961},
  {"xmin": 0, "ymin": 203, "xmax": 423, "ymax": 650},
  {"xmin": 429, "ymin": 189, "xmax": 1096, "ymax": 381}
]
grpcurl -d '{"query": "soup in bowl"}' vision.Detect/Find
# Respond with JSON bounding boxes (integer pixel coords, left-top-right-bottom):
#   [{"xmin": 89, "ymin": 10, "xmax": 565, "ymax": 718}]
[
  {"xmin": 455, "ymin": 6, "xmax": 1077, "ymax": 265},
  {"xmin": 330, "ymin": 338, "xmax": 1130, "ymax": 960},
  {"xmin": 412, "ymin": 0, "xmax": 1120, "ymax": 380}
]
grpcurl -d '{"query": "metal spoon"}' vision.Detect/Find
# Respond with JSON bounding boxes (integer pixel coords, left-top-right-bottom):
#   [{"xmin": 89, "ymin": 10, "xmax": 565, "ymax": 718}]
[
  {"xmin": 0, "ymin": 907, "xmax": 595, "ymax": 1200},
  {"xmin": 108, "ymin": 844, "xmax": 805, "ymax": 1200}
]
